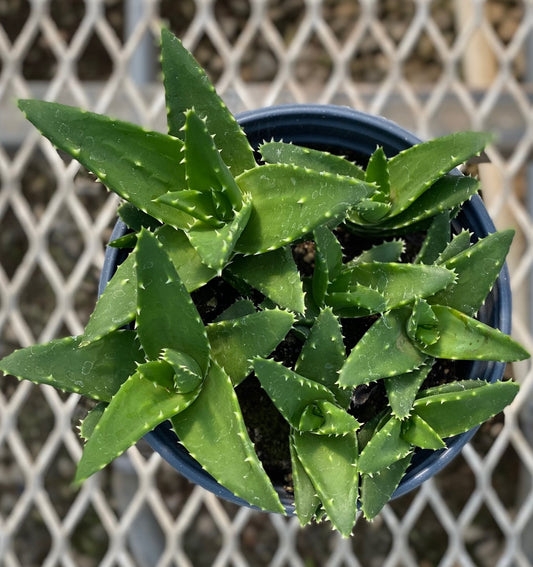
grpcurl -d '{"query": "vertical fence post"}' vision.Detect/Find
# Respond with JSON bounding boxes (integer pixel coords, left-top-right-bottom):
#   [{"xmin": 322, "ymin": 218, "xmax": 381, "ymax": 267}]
[{"xmin": 125, "ymin": 0, "xmax": 156, "ymax": 84}]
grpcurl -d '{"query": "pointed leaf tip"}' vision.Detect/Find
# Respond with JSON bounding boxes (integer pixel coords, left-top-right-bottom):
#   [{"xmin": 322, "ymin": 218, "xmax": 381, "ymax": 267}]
[{"xmin": 160, "ymin": 29, "xmax": 255, "ymax": 175}]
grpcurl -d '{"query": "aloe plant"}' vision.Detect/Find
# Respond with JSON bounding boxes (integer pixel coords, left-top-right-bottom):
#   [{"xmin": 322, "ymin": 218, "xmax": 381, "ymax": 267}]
[{"xmin": 0, "ymin": 29, "xmax": 529, "ymax": 537}]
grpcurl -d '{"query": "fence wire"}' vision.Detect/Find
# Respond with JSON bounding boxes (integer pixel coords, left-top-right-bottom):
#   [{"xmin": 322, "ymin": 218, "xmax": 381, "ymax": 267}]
[{"xmin": 1, "ymin": 1, "xmax": 533, "ymax": 565}]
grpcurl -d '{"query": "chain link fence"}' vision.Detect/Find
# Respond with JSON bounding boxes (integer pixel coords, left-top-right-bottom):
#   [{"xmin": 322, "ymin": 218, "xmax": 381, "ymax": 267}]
[{"xmin": 1, "ymin": 0, "xmax": 533, "ymax": 565}]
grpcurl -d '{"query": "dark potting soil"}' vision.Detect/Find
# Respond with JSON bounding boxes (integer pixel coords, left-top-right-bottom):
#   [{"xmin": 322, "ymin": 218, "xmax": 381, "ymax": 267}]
[{"xmin": 192, "ymin": 225, "xmax": 464, "ymax": 492}]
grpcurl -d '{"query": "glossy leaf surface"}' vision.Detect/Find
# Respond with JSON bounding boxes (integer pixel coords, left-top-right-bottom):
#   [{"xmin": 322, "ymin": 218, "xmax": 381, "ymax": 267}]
[
  {"xmin": 227, "ymin": 247, "xmax": 305, "ymax": 313},
  {"xmin": 401, "ymin": 413, "xmax": 446, "ymax": 449},
  {"xmin": 291, "ymin": 430, "xmax": 359, "ymax": 537},
  {"xmin": 187, "ymin": 197, "xmax": 252, "ymax": 272},
  {"xmin": 330, "ymin": 262, "xmax": 454, "ymax": 313},
  {"xmin": 312, "ymin": 226, "xmax": 343, "ymax": 307},
  {"xmin": 235, "ymin": 164, "xmax": 374, "ymax": 254},
  {"xmin": 339, "ymin": 308, "xmax": 428, "ymax": 387},
  {"xmin": 155, "ymin": 225, "xmax": 217, "ymax": 291},
  {"xmin": 386, "ymin": 131, "xmax": 491, "ymax": 217},
  {"xmin": 254, "ymin": 358, "xmax": 338, "ymax": 431},
  {"xmin": 295, "ymin": 308, "xmax": 351, "ymax": 408},
  {"xmin": 207, "ymin": 309, "xmax": 294, "ymax": 385},
  {"xmin": 418, "ymin": 305, "xmax": 530, "ymax": 361},
  {"xmin": 160, "ymin": 28, "xmax": 255, "ymax": 175},
  {"xmin": 0, "ymin": 331, "xmax": 142, "ymax": 402},
  {"xmin": 18, "ymin": 99, "xmax": 192, "ymax": 229},
  {"xmin": 414, "ymin": 379, "xmax": 519, "ymax": 437},
  {"xmin": 365, "ymin": 175, "xmax": 480, "ymax": 232},
  {"xmin": 429, "ymin": 230, "xmax": 514, "ymax": 315},
  {"xmin": 183, "ymin": 109, "xmax": 243, "ymax": 211},
  {"xmin": 290, "ymin": 437, "xmax": 321, "ymax": 526},
  {"xmin": 384, "ymin": 363, "xmax": 433, "ymax": 420},
  {"xmin": 75, "ymin": 360, "xmax": 201, "ymax": 483},
  {"xmin": 415, "ymin": 212, "xmax": 450, "ymax": 265},
  {"xmin": 361, "ymin": 455, "xmax": 412, "ymax": 520},
  {"xmin": 171, "ymin": 361, "xmax": 285, "ymax": 513},
  {"xmin": 82, "ymin": 252, "xmax": 137, "ymax": 344},
  {"xmin": 135, "ymin": 230, "xmax": 210, "ymax": 373},
  {"xmin": 358, "ymin": 415, "xmax": 412, "ymax": 475},
  {"xmin": 260, "ymin": 141, "xmax": 365, "ymax": 179}
]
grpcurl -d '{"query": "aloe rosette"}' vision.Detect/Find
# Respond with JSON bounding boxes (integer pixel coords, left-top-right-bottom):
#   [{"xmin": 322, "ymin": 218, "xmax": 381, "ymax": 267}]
[{"xmin": 0, "ymin": 28, "xmax": 529, "ymax": 537}]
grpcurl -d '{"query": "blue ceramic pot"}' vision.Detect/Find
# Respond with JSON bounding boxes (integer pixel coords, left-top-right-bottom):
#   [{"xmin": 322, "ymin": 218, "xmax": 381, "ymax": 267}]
[{"xmin": 99, "ymin": 104, "xmax": 511, "ymax": 512}]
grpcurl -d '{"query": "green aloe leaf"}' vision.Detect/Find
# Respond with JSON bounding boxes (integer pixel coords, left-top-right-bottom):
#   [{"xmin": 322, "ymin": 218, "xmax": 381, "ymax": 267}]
[
  {"xmin": 84, "ymin": 225, "xmax": 222, "ymax": 346},
  {"xmin": 295, "ymin": 307, "xmax": 351, "ymax": 408},
  {"xmin": 187, "ymin": 196, "xmax": 252, "ymax": 272},
  {"xmin": 435, "ymin": 229, "xmax": 472, "ymax": 264},
  {"xmin": 413, "ymin": 379, "xmax": 519, "ymax": 437},
  {"xmin": 360, "ymin": 454, "xmax": 412, "ymax": 520},
  {"xmin": 160, "ymin": 348, "xmax": 203, "ymax": 393},
  {"xmin": 171, "ymin": 360, "xmax": 285, "ymax": 513},
  {"xmin": 415, "ymin": 212, "xmax": 451, "ymax": 265},
  {"xmin": 160, "ymin": 29, "xmax": 255, "ymax": 176},
  {"xmin": 407, "ymin": 298, "xmax": 440, "ymax": 347},
  {"xmin": 291, "ymin": 430, "xmax": 359, "ymax": 538},
  {"xmin": 428, "ymin": 230, "xmax": 514, "ymax": 316},
  {"xmin": 82, "ymin": 252, "xmax": 137, "ymax": 344},
  {"xmin": 350, "ymin": 239, "xmax": 404, "ymax": 265},
  {"xmin": 312, "ymin": 226, "xmax": 343, "ymax": 307},
  {"xmin": 325, "ymin": 287, "xmax": 387, "ymax": 317},
  {"xmin": 357, "ymin": 411, "xmax": 388, "ymax": 452},
  {"xmin": 386, "ymin": 131, "xmax": 491, "ymax": 217},
  {"xmin": 155, "ymin": 190, "xmax": 225, "ymax": 227},
  {"xmin": 118, "ymin": 202, "xmax": 161, "ymax": 233},
  {"xmin": 372, "ymin": 175, "xmax": 480, "ymax": 232},
  {"xmin": 79, "ymin": 402, "xmax": 107, "ymax": 442},
  {"xmin": 384, "ymin": 363, "xmax": 433, "ymax": 420},
  {"xmin": 417, "ymin": 379, "xmax": 484, "ymax": 397},
  {"xmin": 235, "ymin": 164, "xmax": 375, "ymax": 254},
  {"xmin": 260, "ymin": 141, "xmax": 365, "ymax": 179},
  {"xmin": 298, "ymin": 399, "xmax": 360, "ymax": 435},
  {"xmin": 75, "ymin": 360, "xmax": 201, "ymax": 483},
  {"xmin": 253, "ymin": 358, "xmax": 339, "ymax": 432},
  {"xmin": 206, "ymin": 309, "xmax": 294, "ymax": 386},
  {"xmin": 227, "ymin": 247, "xmax": 305, "ymax": 314},
  {"xmin": 365, "ymin": 146, "xmax": 390, "ymax": 195},
  {"xmin": 289, "ymin": 436, "xmax": 321, "ymax": 526},
  {"xmin": 349, "ymin": 147, "xmax": 391, "ymax": 223},
  {"xmin": 401, "ymin": 413, "xmax": 446, "ymax": 449},
  {"xmin": 18, "ymin": 99, "xmax": 192, "ymax": 229},
  {"xmin": 338, "ymin": 308, "xmax": 428, "ymax": 387},
  {"xmin": 183, "ymin": 109, "xmax": 243, "ymax": 211},
  {"xmin": 330, "ymin": 262, "xmax": 454, "ymax": 314},
  {"xmin": 135, "ymin": 229, "xmax": 210, "ymax": 373},
  {"xmin": 352, "ymin": 198, "xmax": 391, "ymax": 224},
  {"xmin": 0, "ymin": 330, "xmax": 142, "ymax": 402},
  {"xmin": 214, "ymin": 299, "xmax": 256, "ymax": 322},
  {"xmin": 108, "ymin": 233, "xmax": 137, "ymax": 249},
  {"xmin": 418, "ymin": 305, "xmax": 530, "ymax": 361},
  {"xmin": 155, "ymin": 225, "xmax": 217, "ymax": 291},
  {"xmin": 358, "ymin": 415, "xmax": 412, "ymax": 475}
]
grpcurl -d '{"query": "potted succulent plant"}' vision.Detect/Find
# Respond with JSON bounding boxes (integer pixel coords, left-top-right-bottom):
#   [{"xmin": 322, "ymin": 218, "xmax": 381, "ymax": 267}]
[{"xmin": 0, "ymin": 29, "xmax": 529, "ymax": 537}]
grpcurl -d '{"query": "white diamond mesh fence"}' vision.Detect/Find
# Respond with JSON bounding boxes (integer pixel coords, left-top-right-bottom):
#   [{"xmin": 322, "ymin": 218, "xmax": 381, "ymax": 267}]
[{"xmin": 1, "ymin": 0, "xmax": 533, "ymax": 565}]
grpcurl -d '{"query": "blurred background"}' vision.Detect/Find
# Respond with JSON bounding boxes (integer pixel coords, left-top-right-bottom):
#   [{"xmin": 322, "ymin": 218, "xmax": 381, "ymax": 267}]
[{"xmin": 1, "ymin": 0, "xmax": 533, "ymax": 565}]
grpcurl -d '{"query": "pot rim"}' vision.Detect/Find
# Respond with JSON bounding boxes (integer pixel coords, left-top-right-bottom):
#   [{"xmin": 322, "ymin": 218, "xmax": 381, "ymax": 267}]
[{"xmin": 100, "ymin": 103, "xmax": 511, "ymax": 513}]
